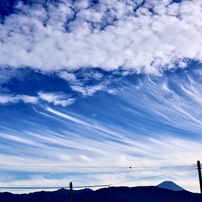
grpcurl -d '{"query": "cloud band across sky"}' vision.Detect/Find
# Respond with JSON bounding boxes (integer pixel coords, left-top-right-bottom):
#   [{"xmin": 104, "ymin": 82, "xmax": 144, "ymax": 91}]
[{"xmin": 0, "ymin": 0, "xmax": 202, "ymax": 74}]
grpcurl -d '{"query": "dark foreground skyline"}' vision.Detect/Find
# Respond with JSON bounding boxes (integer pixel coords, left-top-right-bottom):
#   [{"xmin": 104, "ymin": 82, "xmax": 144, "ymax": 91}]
[{"xmin": 0, "ymin": 184, "xmax": 202, "ymax": 202}]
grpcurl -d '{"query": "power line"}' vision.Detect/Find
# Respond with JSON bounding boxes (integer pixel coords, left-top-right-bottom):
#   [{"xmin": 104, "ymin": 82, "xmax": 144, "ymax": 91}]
[
  {"xmin": 0, "ymin": 165, "xmax": 133, "ymax": 168},
  {"xmin": 0, "ymin": 167, "xmax": 196, "ymax": 190},
  {"xmin": 0, "ymin": 164, "xmax": 195, "ymax": 169},
  {"xmin": 0, "ymin": 186, "xmax": 67, "ymax": 190},
  {"xmin": 73, "ymin": 184, "xmax": 110, "ymax": 189},
  {"xmin": 0, "ymin": 184, "xmax": 110, "ymax": 190},
  {"xmin": 0, "ymin": 162, "xmax": 197, "ymax": 191},
  {"xmin": 110, "ymin": 167, "xmax": 197, "ymax": 186}
]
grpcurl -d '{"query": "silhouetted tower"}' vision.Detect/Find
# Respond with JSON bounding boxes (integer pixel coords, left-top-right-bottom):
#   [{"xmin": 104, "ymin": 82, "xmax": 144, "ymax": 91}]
[
  {"xmin": 69, "ymin": 182, "xmax": 73, "ymax": 202},
  {"xmin": 197, "ymin": 161, "xmax": 202, "ymax": 200}
]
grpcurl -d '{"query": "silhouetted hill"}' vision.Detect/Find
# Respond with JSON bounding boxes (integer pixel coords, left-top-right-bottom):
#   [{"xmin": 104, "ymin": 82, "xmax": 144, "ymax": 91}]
[{"xmin": 0, "ymin": 185, "xmax": 201, "ymax": 202}]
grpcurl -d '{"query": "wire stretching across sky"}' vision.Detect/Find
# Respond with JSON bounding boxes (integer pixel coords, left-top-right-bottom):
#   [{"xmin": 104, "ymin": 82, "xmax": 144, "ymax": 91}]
[
  {"xmin": 0, "ymin": 164, "xmax": 196, "ymax": 171},
  {"xmin": 0, "ymin": 164, "xmax": 197, "ymax": 190},
  {"xmin": 110, "ymin": 167, "xmax": 197, "ymax": 187}
]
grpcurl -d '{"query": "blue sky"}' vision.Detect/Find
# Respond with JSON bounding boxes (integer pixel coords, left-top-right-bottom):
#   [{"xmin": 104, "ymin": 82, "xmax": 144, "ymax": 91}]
[{"xmin": 0, "ymin": 0, "xmax": 202, "ymax": 193}]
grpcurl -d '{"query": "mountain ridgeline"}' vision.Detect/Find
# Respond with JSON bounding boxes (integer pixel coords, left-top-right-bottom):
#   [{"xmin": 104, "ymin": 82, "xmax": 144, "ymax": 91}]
[{"xmin": 0, "ymin": 184, "xmax": 201, "ymax": 202}]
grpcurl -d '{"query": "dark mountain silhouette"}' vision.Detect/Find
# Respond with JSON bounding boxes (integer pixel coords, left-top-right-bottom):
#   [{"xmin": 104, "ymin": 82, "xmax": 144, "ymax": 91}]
[
  {"xmin": 157, "ymin": 181, "xmax": 184, "ymax": 191},
  {"xmin": 0, "ymin": 184, "xmax": 201, "ymax": 202}
]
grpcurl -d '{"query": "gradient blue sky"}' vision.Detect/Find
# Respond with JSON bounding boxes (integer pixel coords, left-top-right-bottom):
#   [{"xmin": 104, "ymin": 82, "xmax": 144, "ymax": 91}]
[{"xmin": 0, "ymin": 0, "xmax": 202, "ymax": 193}]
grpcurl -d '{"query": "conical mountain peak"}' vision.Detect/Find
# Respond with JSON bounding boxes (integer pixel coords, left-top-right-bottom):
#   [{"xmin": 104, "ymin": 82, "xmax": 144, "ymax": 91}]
[{"xmin": 157, "ymin": 181, "xmax": 184, "ymax": 191}]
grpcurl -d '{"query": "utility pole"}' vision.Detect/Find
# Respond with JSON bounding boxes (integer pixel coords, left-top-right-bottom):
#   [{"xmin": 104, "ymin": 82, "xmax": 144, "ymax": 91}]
[
  {"xmin": 197, "ymin": 161, "xmax": 202, "ymax": 200},
  {"xmin": 69, "ymin": 182, "xmax": 73, "ymax": 202}
]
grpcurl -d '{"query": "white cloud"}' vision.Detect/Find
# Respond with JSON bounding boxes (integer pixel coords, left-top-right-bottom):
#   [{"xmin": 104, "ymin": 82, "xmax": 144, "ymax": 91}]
[
  {"xmin": 38, "ymin": 91, "xmax": 75, "ymax": 106},
  {"xmin": 0, "ymin": 69, "xmax": 19, "ymax": 84},
  {"xmin": 58, "ymin": 70, "xmax": 107, "ymax": 96},
  {"xmin": 71, "ymin": 84, "xmax": 105, "ymax": 96},
  {"xmin": 20, "ymin": 95, "xmax": 38, "ymax": 104},
  {"xmin": 0, "ymin": 95, "xmax": 38, "ymax": 104},
  {"xmin": 0, "ymin": 1, "xmax": 202, "ymax": 74},
  {"xmin": 0, "ymin": 92, "xmax": 74, "ymax": 106},
  {"xmin": 58, "ymin": 71, "xmax": 77, "ymax": 82},
  {"xmin": 0, "ymin": 95, "xmax": 17, "ymax": 104}
]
